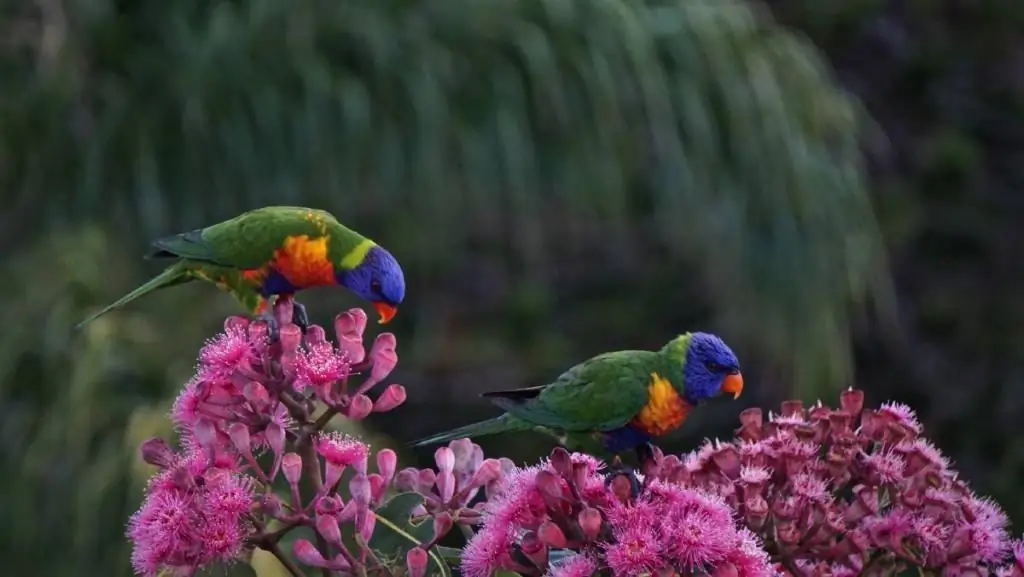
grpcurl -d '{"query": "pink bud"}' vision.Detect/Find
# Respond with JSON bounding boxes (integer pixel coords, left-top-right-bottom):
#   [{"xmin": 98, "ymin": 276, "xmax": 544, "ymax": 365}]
[
  {"xmin": 437, "ymin": 471, "xmax": 456, "ymax": 503},
  {"xmin": 712, "ymin": 562, "xmax": 739, "ymax": 577},
  {"xmin": 538, "ymin": 521, "xmax": 567, "ymax": 548},
  {"xmin": 435, "ymin": 447, "xmax": 456, "ymax": 474},
  {"xmin": 781, "ymin": 400, "xmax": 804, "ymax": 418},
  {"xmin": 744, "ymin": 496, "xmax": 769, "ymax": 530},
  {"xmin": 335, "ymin": 309, "xmax": 368, "ymax": 364},
  {"xmin": 578, "ymin": 507, "xmax": 602, "ymax": 540},
  {"xmin": 841, "ymin": 388, "xmax": 865, "ymax": 416},
  {"xmin": 227, "ymin": 423, "xmax": 253, "ymax": 456},
  {"xmin": 225, "ymin": 315, "xmax": 250, "ymax": 332},
  {"xmin": 549, "ymin": 447, "xmax": 572, "ymax": 479},
  {"xmin": 282, "ymin": 452, "xmax": 303, "ymax": 485},
  {"xmin": 467, "ymin": 459, "xmax": 502, "ymax": 489},
  {"xmin": 273, "ymin": 295, "xmax": 294, "ymax": 324},
  {"xmin": 293, "ymin": 539, "xmax": 327, "ymax": 567},
  {"xmin": 519, "ymin": 532, "xmax": 548, "ymax": 567},
  {"xmin": 315, "ymin": 514, "xmax": 342, "ymax": 545},
  {"xmin": 450, "ymin": 438, "xmax": 475, "ymax": 471},
  {"xmin": 358, "ymin": 510, "xmax": 376, "ymax": 542},
  {"xmin": 350, "ymin": 474, "xmax": 372, "ymax": 505},
  {"xmin": 432, "ymin": 512, "xmax": 454, "ymax": 542},
  {"xmin": 279, "ymin": 324, "xmax": 302, "ymax": 354},
  {"xmin": 406, "ymin": 547, "xmax": 428, "ymax": 577},
  {"xmin": 259, "ymin": 493, "xmax": 283, "ymax": 517},
  {"xmin": 417, "ymin": 468, "xmax": 437, "ymax": 493},
  {"xmin": 243, "ymin": 382, "xmax": 271, "ymax": 409},
  {"xmin": 737, "ymin": 408, "xmax": 764, "ymax": 441},
  {"xmin": 347, "ymin": 394, "xmax": 373, "ymax": 420},
  {"xmin": 368, "ymin": 473, "xmax": 387, "ymax": 503},
  {"xmin": 247, "ymin": 320, "xmax": 270, "ymax": 343},
  {"xmin": 305, "ymin": 325, "xmax": 328, "ymax": 347},
  {"xmin": 534, "ymin": 470, "xmax": 564, "ymax": 500},
  {"xmin": 711, "ymin": 445, "xmax": 741, "ymax": 479},
  {"xmin": 372, "ymin": 384, "xmax": 407, "ymax": 412},
  {"xmin": 266, "ymin": 421, "xmax": 285, "ymax": 459},
  {"xmin": 337, "ymin": 499, "xmax": 358, "ymax": 523},
  {"xmin": 395, "ymin": 468, "xmax": 419, "ymax": 492},
  {"xmin": 367, "ymin": 333, "xmax": 398, "ymax": 386},
  {"xmin": 315, "ymin": 495, "xmax": 343, "ymax": 516},
  {"xmin": 140, "ymin": 437, "xmax": 175, "ymax": 469},
  {"xmin": 192, "ymin": 417, "xmax": 219, "ymax": 449},
  {"xmin": 376, "ymin": 449, "xmax": 398, "ymax": 484}
]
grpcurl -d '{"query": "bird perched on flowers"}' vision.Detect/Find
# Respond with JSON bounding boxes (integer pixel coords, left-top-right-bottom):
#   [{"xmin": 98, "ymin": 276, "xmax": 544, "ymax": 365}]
[
  {"xmin": 412, "ymin": 332, "xmax": 743, "ymax": 485},
  {"xmin": 75, "ymin": 206, "xmax": 405, "ymax": 333}
]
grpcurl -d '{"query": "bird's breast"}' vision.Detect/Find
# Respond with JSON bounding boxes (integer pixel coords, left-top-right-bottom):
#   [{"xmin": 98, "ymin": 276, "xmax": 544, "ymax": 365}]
[
  {"xmin": 268, "ymin": 234, "xmax": 337, "ymax": 288},
  {"xmin": 630, "ymin": 372, "xmax": 692, "ymax": 437}
]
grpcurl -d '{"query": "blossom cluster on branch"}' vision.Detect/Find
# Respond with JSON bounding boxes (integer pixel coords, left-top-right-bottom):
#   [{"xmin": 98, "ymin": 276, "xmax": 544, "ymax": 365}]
[
  {"xmin": 643, "ymin": 389, "xmax": 1024, "ymax": 577},
  {"xmin": 125, "ymin": 303, "xmax": 1024, "ymax": 577}
]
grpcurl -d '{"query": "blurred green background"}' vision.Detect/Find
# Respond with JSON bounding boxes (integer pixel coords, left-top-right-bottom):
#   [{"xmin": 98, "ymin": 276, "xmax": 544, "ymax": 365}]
[{"xmin": 3, "ymin": 0, "xmax": 1022, "ymax": 575}]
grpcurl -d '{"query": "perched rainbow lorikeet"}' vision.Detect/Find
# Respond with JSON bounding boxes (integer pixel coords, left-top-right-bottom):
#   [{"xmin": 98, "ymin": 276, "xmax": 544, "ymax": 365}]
[
  {"xmin": 75, "ymin": 206, "xmax": 405, "ymax": 332},
  {"xmin": 412, "ymin": 332, "xmax": 743, "ymax": 486}
]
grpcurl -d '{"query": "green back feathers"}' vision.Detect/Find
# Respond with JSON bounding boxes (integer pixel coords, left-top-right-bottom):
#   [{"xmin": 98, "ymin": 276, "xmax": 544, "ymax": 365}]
[{"xmin": 150, "ymin": 206, "xmax": 371, "ymax": 270}]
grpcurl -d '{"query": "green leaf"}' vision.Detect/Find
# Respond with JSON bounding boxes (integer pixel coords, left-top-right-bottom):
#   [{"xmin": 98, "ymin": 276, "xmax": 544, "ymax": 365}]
[
  {"xmin": 434, "ymin": 545, "xmax": 464, "ymax": 562},
  {"xmin": 369, "ymin": 492, "xmax": 451, "ymax": 576},
  {"xmin": 493, "ymin": 572, "xmax": 525, "ymax": 577}
]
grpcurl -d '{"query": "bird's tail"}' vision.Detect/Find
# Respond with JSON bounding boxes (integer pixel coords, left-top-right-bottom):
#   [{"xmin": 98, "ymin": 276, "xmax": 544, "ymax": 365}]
[
  {"xmin": 410, "ymin": 415, "xmax": 530, "ymax": 447},
  {"xmin": 75, "ymin": 262, "xmax": 193, "ymax": 329}
]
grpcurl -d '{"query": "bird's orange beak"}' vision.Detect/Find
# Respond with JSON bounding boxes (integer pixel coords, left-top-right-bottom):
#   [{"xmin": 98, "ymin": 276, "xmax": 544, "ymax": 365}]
[
  {"xmin": 373, "ymin": 302, "xmax": 397, "ymax": 325},
  {"xmin": 722, "ymin": 372, "xmax": 744, "ymax": 399}
]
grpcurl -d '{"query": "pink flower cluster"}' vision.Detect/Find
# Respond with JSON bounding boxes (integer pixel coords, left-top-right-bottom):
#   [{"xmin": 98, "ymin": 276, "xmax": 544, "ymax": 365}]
[
  {"xmin": 460, "ymin": 447, "xmax": 775, "ymax": 577},
  {"xmin": 644, "ymin": 388, "xmax": 1024, "ymax": 576},
  {"xmin": 127, "ymin": 297, "xmax": 418, "ymax": 577}
]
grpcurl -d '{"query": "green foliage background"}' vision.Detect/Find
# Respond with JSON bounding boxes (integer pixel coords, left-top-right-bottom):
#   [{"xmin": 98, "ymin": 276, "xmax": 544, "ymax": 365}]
[{"xmin": 2, "ymin": 0, "xmax": 1021, "ymax": 575}]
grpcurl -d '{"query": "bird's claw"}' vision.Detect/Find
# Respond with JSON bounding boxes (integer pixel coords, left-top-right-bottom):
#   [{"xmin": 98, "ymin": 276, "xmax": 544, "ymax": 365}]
[
  {"xmin": 292, "ymin": 300, "xmax": 310, "ymax": 333},
  {"xmin": 603, "ymin": 456, "xmax": 643, "ymax": 500}
]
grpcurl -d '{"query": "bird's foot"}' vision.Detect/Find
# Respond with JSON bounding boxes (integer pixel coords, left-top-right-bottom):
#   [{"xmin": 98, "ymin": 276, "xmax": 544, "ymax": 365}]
[
  {"xmin": 292, "ymin": 300, "xmax": 310, "ymax": 333},
  {"xmin": 603, "ymin": 455, "xmax": 643, "ymax": 501}
]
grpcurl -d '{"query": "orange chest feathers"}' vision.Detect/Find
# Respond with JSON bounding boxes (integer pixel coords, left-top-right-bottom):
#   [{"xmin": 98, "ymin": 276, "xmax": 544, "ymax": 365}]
[
  {"xmin": 630, "ymin": 372, "xmax": 692, "ymax": 437},
  {"xmin": 253, "ymin": 234, "xmax": 337, "ymax": 288}
]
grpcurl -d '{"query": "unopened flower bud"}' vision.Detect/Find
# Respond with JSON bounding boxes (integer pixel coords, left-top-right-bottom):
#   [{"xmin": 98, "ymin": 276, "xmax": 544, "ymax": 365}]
[
  {"xmin": 578, "ymin": 507, "xmax": 603, "ymax": 540},
  {"xmin": 358, "ymin": 511, "xmax": 376, "ymax": 542},
  {"xmin": 372, "ymin": 384, "xmax": 406, "ymax": 412},
  {"xmin": 279, "ymin": 324, "xmax": 302, "ymax": 354},
  {"xmin": 519, "ymin": 532, "xmax": 548, "ymax": 567},
  {"xmin": 744, "ymin": 496, "xmax": 769, "ymax": 530},
  {"xmin": 467, "ymin": 459, "xmax": 502, "ymax": 489},
  {"xmin": 315, "ymin": 514, "xmax": 342, "ymax": 545},
  {"xmin": 406, "ymin": 547, "xmax": 428, "ymax": 577},
  {"xmin": 841, "ymin": 388, "xmax": 865, "ymax": 415},
  {"xmin": 534, "ymin": 470, "xmax": 563, "ymax": 501},
  {"xmin": 538, "ymin": 521, "xmax": 568, "ymax": 548},
  {"xmin": 224, "ymin": 316, "xmax": 250, "ymax": 332},
  {"xmin": 368, "ymin": 473, "xmax": 387, "ymax": 503},
  {"xmin": 227, "ymin": 423, "xmax": 253, "ymax": 456},
  {"xmin": 140, "ymin": 437, "xmax": 175, "ymax": 469},
  {"xmin": 282, "ymin": 452, "xmax": 303, "ymax": 485},
  {"xmin": 711, "ymin": 445, "xmax": 741, "ymax": 479},
  {"xmin": 335, "ymin": 309, "xmax": 368, "ymax": 364},
  {"xmin": 437, "ymin": 471, "xmax": 456, "ymax": 503},
  {"xmin": 432, "ymin": 512, "xmax": 454, "ymax": 542},
  {"xmin": 347, "ymin": 394, "xmax": 373, "ymax": 420},
  {"xmin": 376, "ymin": 449, "xmax": 398, "ymax": 484},
  {"xmin": 549, "ymin": 447, "xmax": 573, "ymax": 479},
  {"xmin": 737, "ymin": 408, "xmax": 764, "ymax": 441},
  {"xmin": 366, "ymin": 333, "xmax": 398, "ymax": 386},
  {"xmin": 293, "ymin": 539, "xmax": 327, "ymax": 567},
  {"xmin": 315, "ymin": 495, "xmax": 343, "ymax": 515},
  {"xmin": 192, "ymin": 417, "xmax": 218, "ymax": 449},
  {"xmin": 259, "ymin": 493, "xmax": 283, "ymax": 517},
  {"xmin": 350, "ymin": 474, "xmax": 372, "ymax": 505},
  {"xmin": 712, "ymin": 562, "xmax": 739, "ymax": 577},
  {"xmin": 395, "ymin": 468, "xmax": 419, "ymax": 492},
  {"xmin": 305, "ymin": 325, "xmax": 328, "ymax": 347},
  {"xmin": 435, "ymin": 447, "xmax": 455, "ymax": 474}
]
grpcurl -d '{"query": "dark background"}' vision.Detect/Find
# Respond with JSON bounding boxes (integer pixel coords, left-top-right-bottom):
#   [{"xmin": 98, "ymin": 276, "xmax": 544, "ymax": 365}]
[{"xmin": 3, "ymin": 0, "xmax": 1022, "ymax": 575}]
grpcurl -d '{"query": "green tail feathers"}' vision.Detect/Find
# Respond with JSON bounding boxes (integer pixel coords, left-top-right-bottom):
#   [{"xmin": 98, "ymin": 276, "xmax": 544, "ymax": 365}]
[
  {"xmin": 410, "ymin": 415, "xmax": 530, "ymax": 447},
  {"xmin": 75, "ymin": 263, "xmax": 192, "ymax": 329}
]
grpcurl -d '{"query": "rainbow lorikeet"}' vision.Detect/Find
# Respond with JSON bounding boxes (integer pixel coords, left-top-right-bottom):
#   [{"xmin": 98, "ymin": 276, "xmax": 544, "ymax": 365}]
[
  {"xmin": 75, "ymin": 206, "xmax": 405, "ymax": 332},
  {"xmin": 412, "ymin": 332, "xmax": 743, "ymax": 485}
]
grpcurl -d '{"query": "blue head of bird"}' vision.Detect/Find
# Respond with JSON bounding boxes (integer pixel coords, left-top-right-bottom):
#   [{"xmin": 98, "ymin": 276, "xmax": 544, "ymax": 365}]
[
  {"xmin": 337, "ymin": 246, "xmax": 406, "ymax": 324},
  {"xmin": 681, "ymin": 332, "xmax": 743, "ymax": 405}
]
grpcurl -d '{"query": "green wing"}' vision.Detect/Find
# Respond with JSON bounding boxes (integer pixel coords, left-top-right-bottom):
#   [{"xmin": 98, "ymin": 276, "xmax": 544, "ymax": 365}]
[
  {"xmin": 150, "ymin": 206, "xmax": 350, "ymax": 268},
  {"xmin": 492, "ymin": 350, "xmax": 656, "ymax": 433}
]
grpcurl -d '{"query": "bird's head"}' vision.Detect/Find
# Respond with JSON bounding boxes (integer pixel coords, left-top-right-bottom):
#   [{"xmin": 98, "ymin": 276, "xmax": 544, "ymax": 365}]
[
  {"xmin": 337, "ymin": 246, "xmax": 406, "ymax": 324},
  {"xmin": 676, "ymin": 332, "xmax": 743, "ymax": 405}
]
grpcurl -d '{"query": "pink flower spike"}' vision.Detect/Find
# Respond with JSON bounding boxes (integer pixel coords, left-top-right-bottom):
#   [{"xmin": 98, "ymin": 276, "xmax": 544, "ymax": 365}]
[
  {"xmin": 372, "ymin": 384, "xmax": 407, "ymax": 413},
  {"xmin": 406, "ymin": 547, "xmax": 428, "ymax": 577},
  {"xmin": 315, "ymin": 514, "xmax": 343, "ymax": 545},
  {"xmin": 293, "ymin": 539, "xmax": 328, "ymax": 568},
  {"xmin": 140, "ymin": 437, "xmax": 175, "ymax": 469},
  {"xmin": 435, "ymin": 447, "xmax": 456, "ymax": 475},
  {"xmin": 376, "ymin": 449, "xmax": 398, "ymax": 484},
  {"xmin": 334, "ymin": 308, "xmax": 368, "ymax": 364},
  {"xmin": 347, "ymin": 394, "xmax": 373, "ymax": 420}
]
